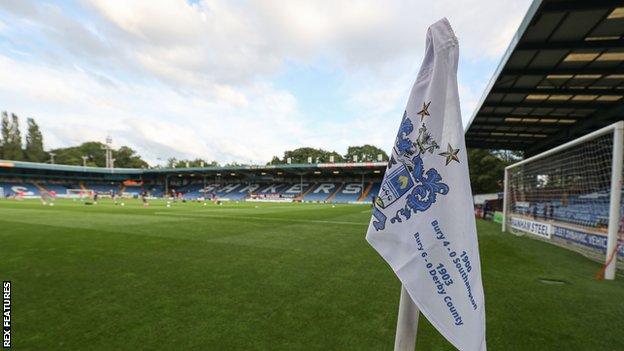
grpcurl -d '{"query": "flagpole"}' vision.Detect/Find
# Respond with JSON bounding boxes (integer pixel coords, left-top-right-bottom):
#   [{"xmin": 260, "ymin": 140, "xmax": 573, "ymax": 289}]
[{"xmin": 394, "ymin": 285, "xmax": 420, "ymax": 351}]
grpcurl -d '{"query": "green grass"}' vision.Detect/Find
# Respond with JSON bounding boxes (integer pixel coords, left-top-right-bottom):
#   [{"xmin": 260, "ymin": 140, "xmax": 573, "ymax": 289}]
[{"xmin": 1, "ymin": 199, "xmax": 623, "ymax": 350}]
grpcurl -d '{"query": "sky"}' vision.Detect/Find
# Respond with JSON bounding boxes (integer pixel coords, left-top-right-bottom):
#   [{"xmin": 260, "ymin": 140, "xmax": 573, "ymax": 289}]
[{"xmin": 0, "ymin": 0, "xmax": 533, "ymax": 165}]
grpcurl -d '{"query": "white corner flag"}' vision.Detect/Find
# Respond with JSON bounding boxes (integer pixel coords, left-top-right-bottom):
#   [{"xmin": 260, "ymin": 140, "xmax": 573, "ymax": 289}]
[{"xmin": 366, "ymin": 18, "xmax": 486, "ymax": 350}]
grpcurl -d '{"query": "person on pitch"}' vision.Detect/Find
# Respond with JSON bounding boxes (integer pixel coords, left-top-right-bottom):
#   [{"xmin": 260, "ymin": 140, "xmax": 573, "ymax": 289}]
[{"xmin": 141, "ymin": 190, "xmax": 149, "ymax": 207}]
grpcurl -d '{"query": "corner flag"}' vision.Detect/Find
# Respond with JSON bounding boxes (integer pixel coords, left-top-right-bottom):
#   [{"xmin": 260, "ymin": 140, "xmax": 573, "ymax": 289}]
[{"xmin": 366, "ymin": 18, "xmax": 486, "ymax": 350}]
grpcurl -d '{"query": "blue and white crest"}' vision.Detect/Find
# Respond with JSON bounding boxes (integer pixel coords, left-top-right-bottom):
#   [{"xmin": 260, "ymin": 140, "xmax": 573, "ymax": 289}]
[
  {"xmin": 372, "ymin": 110, "xmax": 448, "ymax": 231},
  {"xmin": 376, "ymin": 163, "xmax": 414, "ymax": 209}
]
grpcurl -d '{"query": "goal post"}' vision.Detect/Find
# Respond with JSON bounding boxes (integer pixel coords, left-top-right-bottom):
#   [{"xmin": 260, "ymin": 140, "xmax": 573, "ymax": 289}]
[
  {"xmin": 66, "ymin": 189, "xmax": 94, "ymax": 199},
  {"xmin": 503, "ymin": 121, "xmax": 624, "ymax": 280},
  {"xmin": 606, "ymin": 123, "xmax": 623, "ymax": 279}
]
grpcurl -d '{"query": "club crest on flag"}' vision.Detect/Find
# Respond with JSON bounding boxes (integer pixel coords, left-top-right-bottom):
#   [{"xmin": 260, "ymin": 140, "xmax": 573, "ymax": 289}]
[{"xmin": 372, "ymin": 109, "xmax": 449, "ymax": 231}]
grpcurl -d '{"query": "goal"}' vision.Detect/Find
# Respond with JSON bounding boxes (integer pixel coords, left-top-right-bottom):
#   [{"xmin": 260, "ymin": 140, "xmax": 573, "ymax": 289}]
[
  {"xmin": 503, "ymin": 121, "xmax": 623, "ymax": 280},
  {"xmin": 66, "ymin": 189, "xmax": 94, "ymax": 200}
]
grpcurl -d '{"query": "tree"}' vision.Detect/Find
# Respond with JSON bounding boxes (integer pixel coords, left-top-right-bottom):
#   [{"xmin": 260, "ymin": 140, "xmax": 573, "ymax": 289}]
[
  {"xmin": 283, "ymin": 147, "xmax": 323, "ymax": 163},
  {"xmin": 492, "ymin": 149, "xmax": 523, "ymax": 163},
  {"xmin": 113, "ymin": 146, "xmax": 149, "ymax": 168},
  {"xmin": 324, "ymin": 151, "xmax": 344, "ymax": 163},
  {"xmin": 269, "ymin": 147, "xmax": 344, "ymax": 164},
  {"xmin": 268, "ymin": 156, "xmax": 281, "ymax": 165},
  {"xmin": 0, "ymin": 112, "xmax": 8, "ymax": 158},
  {"xmin": 50, "ymin": 142, "xmax": 149, "ymax": 168},
  {"xmin": 2, "ymin": 113, "xmax": 24, "ymax": 161},
  {"xmin": 344, "ymin": 144, "xmax": 388, "ymax": 162},
  {"xmin": 223, "ymin": 161, "xmax": 248, "ymax": 167},
  {"xmin": 25, "ymin": 118, "xmax": 46, "ymax": 162},
  {"xmin": 166, "ymin": 158, "xmax": 219, "ymax": 168},
  {"xmin": 198, "ymin": 159, "xmax": 220, "ymax": 167},
  {"xmin": 50, "ymin": 142, "xmax": 105, "ymax": 166},
  {"xmin": 467, "ymin": 148, "xmax": 517, "ymax": 194},
  {"xmin": 166, "ymin": 157, "xmax": 178, "ymax": 168}
]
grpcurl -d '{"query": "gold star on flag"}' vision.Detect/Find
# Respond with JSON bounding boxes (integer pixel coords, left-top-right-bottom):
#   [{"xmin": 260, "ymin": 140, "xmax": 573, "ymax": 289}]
[
  {"xmin": 438, "ymin": 143, "xmax": 460, "ymax": 165},
  {"xmin": 417, "ymin": 101, "xmax": 431, "ymax": 121}
]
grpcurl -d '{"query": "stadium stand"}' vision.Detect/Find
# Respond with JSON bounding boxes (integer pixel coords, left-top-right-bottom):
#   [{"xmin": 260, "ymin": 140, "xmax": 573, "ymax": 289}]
[
  {"xmin": 362, "ymin": 182, "xmax": 381, "ymax": 202},
  {"xmin": 511, "ymin": 189, "xmax": 624, "ymax": 230},
  {"xmin": 255, "ymin": 183, "xmax": 287, "ymax": 196},
  {"xmin": 38, "ymin": 183, "xmax": 69, "ymax": 194},
  {"xmin": 122, "ymin": 185, "xmax": 143, "ymax": 196},
  {"xmin": 82, "ymin": 183, "xmax": 120, "ymax": 194},
  {"xmin": 178, "ymin": 184, "xmax": 206, "ymax": 199},
  {"xmin": 145, "ymin": 185, "xmax": 165, "ymax": 198},
  {"xmin": 0, "ymin": 159, "xmax": 386, "ymax": 204},
  {"xmin": 0, "ymin": 181, "xmax": 41, "ymax": 197},
  {"xmin": 281, "ymin": 183, "xmax": 314, "ymax": 198},
  {"xmin": 303, "ymin": 183, "xmax": 338, "ymax": 202},
  {"xmin": 214, "ymin": 183, "xmax": 246, "ymax": 200},
  {"xmin": 332, "ymin": 183, "xmax": 365, "ymax": 203}
]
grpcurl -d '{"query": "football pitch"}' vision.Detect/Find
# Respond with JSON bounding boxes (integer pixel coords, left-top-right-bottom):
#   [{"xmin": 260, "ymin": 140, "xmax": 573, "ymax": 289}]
[{"xmin": 1, "ymin": 199, "xmax": 623, "ymax": 350}]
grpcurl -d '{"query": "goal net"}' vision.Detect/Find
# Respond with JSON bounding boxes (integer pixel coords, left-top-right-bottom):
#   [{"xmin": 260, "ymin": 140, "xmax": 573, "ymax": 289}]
[
  {"xmin": 66, "ymin": 189, "xmax": 94, "ymax": 200},
  {"xmin": 503, "ymin": 122, "xmax": 624, "ymax": 278}
]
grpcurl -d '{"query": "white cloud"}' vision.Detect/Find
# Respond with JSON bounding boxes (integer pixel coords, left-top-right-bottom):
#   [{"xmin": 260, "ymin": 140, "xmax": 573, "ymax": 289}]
[
  {"xmin": 0, "ymin": 0, "xmax": 532, "ymax": 164},
  {"xmin": 0, "ymin": 54, "xmax": 310, "ymax": 164},
  {"xmin": 84, "ymin": 0, "xmax": 531, "ymax": 86}
]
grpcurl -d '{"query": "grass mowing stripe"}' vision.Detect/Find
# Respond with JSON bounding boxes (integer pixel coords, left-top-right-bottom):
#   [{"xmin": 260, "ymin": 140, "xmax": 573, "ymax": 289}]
[{"xmin": 1, "ymin": 200, "xmax": 624, "ymax": 350}]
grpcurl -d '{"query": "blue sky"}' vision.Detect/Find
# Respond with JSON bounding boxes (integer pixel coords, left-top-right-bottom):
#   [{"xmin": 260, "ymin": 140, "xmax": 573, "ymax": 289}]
[{"xmin": 0, "ymin": 0, "xmax": 532, "ymax": 165}]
